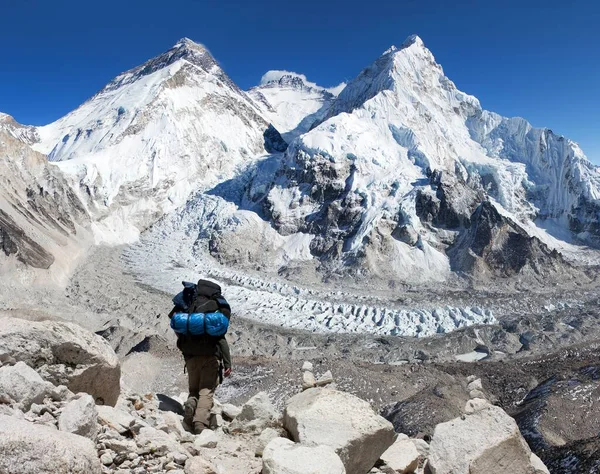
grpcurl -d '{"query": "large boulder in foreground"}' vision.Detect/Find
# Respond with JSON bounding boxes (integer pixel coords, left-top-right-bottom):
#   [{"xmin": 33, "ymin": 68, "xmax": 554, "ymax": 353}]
[
  {"xmin": 428, "ymin": 401, "xmax": 549, "ymax": 474},
  {"xmin": 262, "ymin": 437, "xmax": 346, "ymax": 474},
  {"xmin": 0, "ymin": 316, "xmax": 120, "ymax": 405},
  {"xmin": 284, "ymin": 388, "xmax": 395, "ymax": 474},
  {"xmin": 0, "ymin": 414, "xmax": 101, "ymax": 473}
]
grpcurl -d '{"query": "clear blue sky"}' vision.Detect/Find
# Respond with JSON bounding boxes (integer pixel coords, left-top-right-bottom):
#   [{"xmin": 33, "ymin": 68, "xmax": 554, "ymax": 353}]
[{"xmin": 1, "ymin": 0, "xmax": 599, "ymax": 162}]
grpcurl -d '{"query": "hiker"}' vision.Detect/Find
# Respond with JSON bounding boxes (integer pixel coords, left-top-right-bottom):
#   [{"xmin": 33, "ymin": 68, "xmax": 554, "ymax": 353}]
[{"xmin": 169, "ymin": 279, "xmax": 232, "ymax": 434}]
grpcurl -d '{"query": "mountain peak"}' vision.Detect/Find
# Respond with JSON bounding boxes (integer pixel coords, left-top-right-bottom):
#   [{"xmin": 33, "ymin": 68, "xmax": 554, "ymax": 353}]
[
  {"xmin": 400, "ymin": 34, "xmax": 425, "ymax": 49},
  {"xmin": 173, "ymin": 37, "xmax": 209, "ymax": 53},
  {"xmin": 101, "ymin": 37, "xmax": 222, "ymax": 93}
]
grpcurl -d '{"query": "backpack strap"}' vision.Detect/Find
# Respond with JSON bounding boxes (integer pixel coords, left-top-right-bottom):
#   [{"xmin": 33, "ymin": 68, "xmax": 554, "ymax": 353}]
[{"xmin": 212, "ymin": 295, "xmax": 231, "ymax": 318}]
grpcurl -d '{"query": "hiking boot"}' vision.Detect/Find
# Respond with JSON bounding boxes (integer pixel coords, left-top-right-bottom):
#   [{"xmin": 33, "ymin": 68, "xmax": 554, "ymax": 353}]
[
  {"xmin": 182, "ymin": 397, "xmax": 197, "ymax": 433},
  {"xmin": 193, "ymin": 421, "xmax": 209, "ymax": 434}
]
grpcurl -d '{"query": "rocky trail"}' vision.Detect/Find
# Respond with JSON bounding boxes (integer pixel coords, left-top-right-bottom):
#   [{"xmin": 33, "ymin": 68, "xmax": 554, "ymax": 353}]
[
  {"xmin": 0, "ymin": 314, "xmax": 552, "ymax": 474},
  {"xmin": 1, "ymin": 244, "xmax": 599, "ymax": 472}
]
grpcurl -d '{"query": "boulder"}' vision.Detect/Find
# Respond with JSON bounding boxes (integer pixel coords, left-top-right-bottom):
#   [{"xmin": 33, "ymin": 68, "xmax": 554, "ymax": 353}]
[
  {"xmin": 184, "ymin": 456, "xmax": 217, "ymax": 474},
  {"xmin": 194, "ymin": 429, "xmax": 218, "ymax": 449},
  {"xmin": 428, "ymin": 402, "xmax": 549, "ymax": 474},
  {"xmin": 229, "ymin": 391, "xmax": 281, "ymax": 433},
  {"xmin": 97, "ymin": 405, "xmax": 135, "ymax": 434},
  {"xmin": 262, "ymin": 437, "xmax": 346, "ymax": 474},
  {"xmin": 0, "ymin": 414, "xmax": 101, "ymax": 473},
  {"xmin": 0, "ymin": 317, "xmax": 120, "ymax": 406},
  {"xmin": 302, "ymin": 361, "xmax": 314, "ymax": 372},
  {"xmin": 380, "ymin": 434, "xmax": 420, "ymax": 473},
  {"xmin": 221, "ymin": 403, "xmax": 242, "ymax": 420},
  {"xmin": 530, "ymin": 453, "xmax": 550, "ymax": 474},
  {"xmin": 284, "ymin": 388, "xmax": 396, "ymax": 474},
  {"xmin": 256, "ymin": 427, "xmax": 283, "ymax": 456},
  {"xmin": 0, "ymin": 361, "xmax": 53, "ymax": 410},
  {"xmin": 58, "ymin": 394, "xmax": 98, "ymax": 440}
]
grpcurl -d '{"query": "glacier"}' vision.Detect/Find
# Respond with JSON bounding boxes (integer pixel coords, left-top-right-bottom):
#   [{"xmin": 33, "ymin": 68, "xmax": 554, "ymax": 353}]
[{"xmin": 3, "ymin": 34, "xmax": 600, "ymax": 337}]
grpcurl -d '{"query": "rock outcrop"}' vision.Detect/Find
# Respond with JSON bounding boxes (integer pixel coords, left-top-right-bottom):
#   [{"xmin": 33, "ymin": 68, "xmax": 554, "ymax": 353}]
[{"xmin": 0, "ymin": 316, "xmax": 120, "ymax": 405}]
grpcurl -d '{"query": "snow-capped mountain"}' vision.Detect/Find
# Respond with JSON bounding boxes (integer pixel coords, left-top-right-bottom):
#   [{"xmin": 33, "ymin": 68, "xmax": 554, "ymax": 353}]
[
  {"xmin": 31, "ymin": 38, "xmax": 277, "ymax": 243},
  {"xmin": 0, "ymin": 114, "xmax": 90, "ymax": 281},
  {"xmin": 4, "ymin": 35, "xmax": 600, "ymax": 287},
  {"xmin": 149, "ymin": 34, "xmax": 600, "ymax": 284},
  {"xmin": 248, "ymin": 71, "xmax": 344, "ymax": 142}
]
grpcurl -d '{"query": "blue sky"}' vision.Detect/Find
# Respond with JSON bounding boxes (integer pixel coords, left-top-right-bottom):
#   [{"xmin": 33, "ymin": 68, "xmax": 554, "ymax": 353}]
[{"xmin": 1, "ymin": 0, "xmax": 599, "ymax": 162}]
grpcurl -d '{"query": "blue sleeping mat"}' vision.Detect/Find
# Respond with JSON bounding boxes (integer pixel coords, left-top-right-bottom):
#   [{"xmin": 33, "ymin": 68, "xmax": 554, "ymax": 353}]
[{"xmin": 170, "ymin": 312, "xmax": 229, "ymax": 337}]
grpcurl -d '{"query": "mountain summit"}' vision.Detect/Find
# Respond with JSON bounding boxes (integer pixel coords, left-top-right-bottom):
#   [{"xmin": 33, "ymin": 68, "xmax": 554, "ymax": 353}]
[{"xmin": 31, "ymin": 38, "xmax": 272, "ymax": 242}]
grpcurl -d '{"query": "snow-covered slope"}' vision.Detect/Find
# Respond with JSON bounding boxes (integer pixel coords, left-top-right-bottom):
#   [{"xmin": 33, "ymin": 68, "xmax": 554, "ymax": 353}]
[
  {"xmin": 248, "ymin": 71, "xmax": 344, "ymax": 142},
  {"xmin": 32, "ymin": 38, "xmax": 275, "ymax": 243},
  {"xmin": 149, "ymin": 34, "xmax": 600, "ymax": 285}
]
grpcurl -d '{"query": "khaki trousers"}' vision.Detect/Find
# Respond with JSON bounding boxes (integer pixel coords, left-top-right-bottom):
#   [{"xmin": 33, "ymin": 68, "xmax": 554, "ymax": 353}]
[{"xmin": 186, "ymin": 355, "xmax": 219, "ymax": 432}]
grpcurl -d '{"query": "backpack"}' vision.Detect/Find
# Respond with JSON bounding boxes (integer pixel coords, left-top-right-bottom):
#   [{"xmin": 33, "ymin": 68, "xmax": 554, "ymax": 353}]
[{"xmin": 171, "ymin": 280, "xmax": 231, "ymax": 357}]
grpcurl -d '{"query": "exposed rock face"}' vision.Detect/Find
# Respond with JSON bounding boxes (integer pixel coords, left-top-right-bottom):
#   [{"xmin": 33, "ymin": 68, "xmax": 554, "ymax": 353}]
[
  {"xmin": 0, "ymin": 127, "xmax": 89, "ymax": 270},
  {"xmin": 0, "ymin": 414, "xmax": 102, "ymax": 474},
  {"xmin": 427, "ymin": 402, "xmax": 546, "ymax": 474},
  {"xmin": 284, "ymin": 388, "xmax": 396, "ymax": 474},
  {"xmin": 449, "ymin": 201, "xmax": 566, "ymax": 277},
  {"xmin": 0, "ymin": 317, "xmax": 120, "ymax": 405},
  {"xmin": 262, "ymin": 437, "xmax": 346, "ymax": 474},
  {"xmin": 264, "ymin": 124, "xmax": 289, "ymax": 153}
]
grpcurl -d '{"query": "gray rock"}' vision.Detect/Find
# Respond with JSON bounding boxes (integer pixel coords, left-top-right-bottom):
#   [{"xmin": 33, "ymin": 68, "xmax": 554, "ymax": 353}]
[
  {"xmin": 302, "ymin": 371, "xmax": 317, "ymax": 390},
  {"xmin": 262, "ymin": 437, "xmax": 346, "ymax": 474},
  {"xmin": 256, "ymin": 427, "xmax": 282, "ymax": 456},
  {"xmin": 194, "ymin": 429, "xmax": 218, "ymax": 449},
  {"xmin": 229, "ymin": 391, "xmax": 281, "ymax": 433},
  {"xmin": 136, "ymin": 426, "xmax": 185, "ymax": 455},
  {"xmin": 0, "ymin": 361, "xmax": 53, "ymax": 410},
  {"xmin": 0, "ymin": 317, "xmax": 121, "ymax": 406},
  {"xmin": 97, "ymin": 405, "xmax": 135, "ymax": 434},
  {"xmin": 0, "ymin": 414, "xmax": 101, "ymax": 473},
  {"xmin": 380, "ymin": 434, "xmax": 420, "ymax": 473},
  {"xmin": 100, "ymin": 452, "xmax": 114, "ymax": 465},
  {"xmin": 428, "ymin": 402, "xmax": 549, "ymax": 474},
  {"xmin": 58, "ymin": 394, "xmax": 98, "ymax": 439},
  {"xmin": 184, "ymin": 456, "xmax": 217, "ymax": 474},
  {"xmin": 103, "ymin": 438, "xmax": 137, "ymax": 453},
  {"xmin": 221, "ymin": 403, "xmax": 242, "ymax": 420},
  {"xmin": 284, "ymin": 388, "xmax": 395, "ymax": 474},
  {"xmin": 315, "ymin": 370, "xmax": 334, "ymax": 387},
  {"xmin": 467, "ymin": 378, "xmax": 483, "ymax": 392},
  {"xmin": 302, "ymin": 361, "xmax": 314, "ymax": 372}
]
